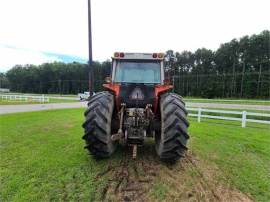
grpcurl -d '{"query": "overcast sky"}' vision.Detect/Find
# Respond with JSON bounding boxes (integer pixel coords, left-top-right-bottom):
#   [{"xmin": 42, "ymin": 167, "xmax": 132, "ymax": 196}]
[{"xmin": 0, "ymin": 0, "xmax": 269, "ymax": 72}]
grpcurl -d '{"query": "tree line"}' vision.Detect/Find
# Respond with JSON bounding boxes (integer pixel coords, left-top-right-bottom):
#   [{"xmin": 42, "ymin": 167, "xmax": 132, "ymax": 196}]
[
  {"xmin": 0, "ymin": 30, "xmax": 269, "ymax": 98},
  {"xmin": 166, "ymin": 30, "xmax": 269, "ymax": 98},
  {"xmin": 1, "ymin": 61, "xmax": 111, "ymax": 94}
]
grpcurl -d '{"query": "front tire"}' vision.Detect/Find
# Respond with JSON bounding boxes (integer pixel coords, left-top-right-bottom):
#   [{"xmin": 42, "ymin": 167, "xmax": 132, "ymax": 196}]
[
  {"xmin": 155, "ymin": 93, "xmax": 190, "ymax": 163},
  {"xmin": 82, "ymin": 92, "xmax": 116, "ymax": 158}
]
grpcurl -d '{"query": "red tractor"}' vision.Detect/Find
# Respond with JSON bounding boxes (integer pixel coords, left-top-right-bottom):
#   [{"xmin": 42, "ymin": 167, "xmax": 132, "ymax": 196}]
[{"xmin": 82, "ymin": 52, "xmax": 189, "ymax": 162}]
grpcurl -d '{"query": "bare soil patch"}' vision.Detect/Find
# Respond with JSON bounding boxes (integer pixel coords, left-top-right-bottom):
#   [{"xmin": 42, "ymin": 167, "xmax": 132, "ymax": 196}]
[{"xmin": 95, "ymin": 144, "xmax": 253, "ymax": 202}]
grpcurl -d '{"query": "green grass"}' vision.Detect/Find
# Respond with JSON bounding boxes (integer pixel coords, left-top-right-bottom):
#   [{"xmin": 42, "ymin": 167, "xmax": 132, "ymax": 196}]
[
  {"xmin": 47, "ymin": 98, "xmax": 78, "ymax": 103},
  {"xmin": 0, "ymin": 98, "xmax": 77, "ymax": 105},
  {"xmin": 0, "ymin": 109, "xmax": 120, "ymax": 201},
  {"xmin": 150, "ymin": 181, "xmax": 168, "ymax": 200},
  {"xmin": 1, "ymin": 109, "xmax": 269, "ymax": 201},
  {"xmin": 188, "ymin": 117, "xmax": 270, "ymax": 202}
]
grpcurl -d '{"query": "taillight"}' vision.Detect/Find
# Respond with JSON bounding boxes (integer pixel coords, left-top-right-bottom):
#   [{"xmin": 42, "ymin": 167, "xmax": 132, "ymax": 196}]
[
  {"xmin": 158, "ymin": 53, "xmax": 164, "ymax": 58},
  {"xmin": 153, "ymin": 53, "xmax": 157, "ymax": 58},
  {"xmin": 114, "ymin": 52, "xmax": 120, "ymax": 57},
  {"xmin": 114, "ymin": 52, "xmax": 124, "ymax": 58}
]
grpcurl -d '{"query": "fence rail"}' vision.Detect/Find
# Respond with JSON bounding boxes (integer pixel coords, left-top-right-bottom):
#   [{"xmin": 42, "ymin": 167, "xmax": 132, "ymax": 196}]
[
  {"xmin": 187, "ymin": 108, "xmax": 270, "ymax": 127},
  {"xmin": 0, "ymin": 94, "xmax": 49, "ymax": 102}
]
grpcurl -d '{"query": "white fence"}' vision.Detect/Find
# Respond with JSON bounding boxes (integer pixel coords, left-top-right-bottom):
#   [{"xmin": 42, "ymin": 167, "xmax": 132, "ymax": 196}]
[
  {"xmin": 187, "ymin": 108, "xmax": 270, "ymax": 127},
  {"xmin": 185, "ymin": 98, "xmax": 270, "ymax": 104},
  {"xmin": 0, "ymin": 94, "xmax": 49, "ymax": 102}
]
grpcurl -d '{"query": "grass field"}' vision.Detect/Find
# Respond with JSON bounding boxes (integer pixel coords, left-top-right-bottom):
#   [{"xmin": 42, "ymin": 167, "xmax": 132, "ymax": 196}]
[
  {"xmin": 0, "ymin": 109, "xmax": 269, "ymax": 201},
  {"xmin": 0, "ymin": 98, "xmax": 77, "ymax": 105}
]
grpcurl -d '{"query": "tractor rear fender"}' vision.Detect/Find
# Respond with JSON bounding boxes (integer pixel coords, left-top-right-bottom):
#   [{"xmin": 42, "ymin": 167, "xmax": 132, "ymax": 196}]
[
  {"xmin": 103, "ymin": 83, "xmax": 120, "ymax": 110},
  {"xmin": 103, "ymin": 83, "xmax": 173, "ymax": 112},
  {"xmin": 154, "ymin": 85, "xmax": 173, "ymax": 113}
]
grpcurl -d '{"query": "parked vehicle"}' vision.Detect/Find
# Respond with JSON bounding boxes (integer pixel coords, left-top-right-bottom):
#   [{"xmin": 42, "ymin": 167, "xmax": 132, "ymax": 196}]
[{"xmin": 78, "ymin": 92, "xmax": 90, "ymax": 100}]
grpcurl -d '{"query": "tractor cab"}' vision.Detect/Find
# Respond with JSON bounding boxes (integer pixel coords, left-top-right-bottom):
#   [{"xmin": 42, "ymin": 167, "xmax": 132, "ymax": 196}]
[{"xmin": 104, "ymin": 52, "xmax": 172, "ymax": 111}]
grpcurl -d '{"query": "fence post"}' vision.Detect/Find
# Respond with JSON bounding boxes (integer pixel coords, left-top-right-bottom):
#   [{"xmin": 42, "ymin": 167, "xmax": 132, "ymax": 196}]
[
  {"xmin": 42, "ymin": 95, "xmax": 45, "ymax": 103},
  {"xmin": 198, "ymin": 108, "xmax": 202, "ymax": 123},
  {"xmin": 242, "ymin": 111, "xmax": 247, "ymax": 128}
]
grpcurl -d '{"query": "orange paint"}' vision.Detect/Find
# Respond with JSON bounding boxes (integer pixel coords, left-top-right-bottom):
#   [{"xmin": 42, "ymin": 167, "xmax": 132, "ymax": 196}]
[
  {"xmin": 154, "ymin": 85, "xmax": 173, "ymax": 112},
  {"xmin": 103, "ymin": 83, "xmax": 120, "ymax": 110}
]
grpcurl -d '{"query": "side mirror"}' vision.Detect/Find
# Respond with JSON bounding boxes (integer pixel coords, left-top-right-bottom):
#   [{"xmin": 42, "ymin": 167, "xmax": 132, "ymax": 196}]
[{"xmin": 105, "ymin": 77, "xmax": 112, "ymax": 83}]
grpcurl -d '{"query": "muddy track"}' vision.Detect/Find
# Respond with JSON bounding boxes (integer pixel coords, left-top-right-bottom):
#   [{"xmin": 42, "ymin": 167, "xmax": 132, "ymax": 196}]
[
  {"xmin": 159, "ymin": 151, "xmax": 253, "ymax": 202},
  {"xmin": 98, "ymin": 145, "xmax": 160, "ymax": 201},
  {"xmin": 95, "ymin": 143, "xmax": 253, "ymax": 202},
  {"xmin": 184, "ymin": 154, "xmax": 221, "ymax": 201}
]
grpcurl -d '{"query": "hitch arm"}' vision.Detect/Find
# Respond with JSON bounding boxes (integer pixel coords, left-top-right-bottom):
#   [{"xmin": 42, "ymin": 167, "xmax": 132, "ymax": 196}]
[{"xmin": 111, "ymin": 104, "xmax": 125, "ymax": 141}]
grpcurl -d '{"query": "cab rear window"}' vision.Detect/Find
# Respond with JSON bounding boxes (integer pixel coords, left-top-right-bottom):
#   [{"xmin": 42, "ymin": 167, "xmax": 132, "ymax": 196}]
[{"xmin": 114, "ymin": 60, "xmax": 161, "ymax": 84}]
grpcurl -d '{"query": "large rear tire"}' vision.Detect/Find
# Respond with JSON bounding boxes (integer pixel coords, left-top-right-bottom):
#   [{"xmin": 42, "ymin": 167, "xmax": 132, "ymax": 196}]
[
  {"xmin": 155, "ymin": 93, "xmax": 190, "ymax": 163},
  {"xmin": 82, "ymin": 92, "xmax": 116, "ymax": 158}
]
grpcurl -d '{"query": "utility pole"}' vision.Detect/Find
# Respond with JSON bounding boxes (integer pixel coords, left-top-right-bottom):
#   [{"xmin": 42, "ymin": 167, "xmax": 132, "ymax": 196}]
[{"xmin": 88, "ymin": 0, "xmax": 93, "ymax": 96}]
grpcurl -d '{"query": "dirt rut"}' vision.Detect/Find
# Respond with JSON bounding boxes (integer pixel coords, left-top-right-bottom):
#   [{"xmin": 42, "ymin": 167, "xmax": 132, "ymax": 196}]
[{"xmin": 95, "ymin": 144, "xmax": 253, "ymax": 202}]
